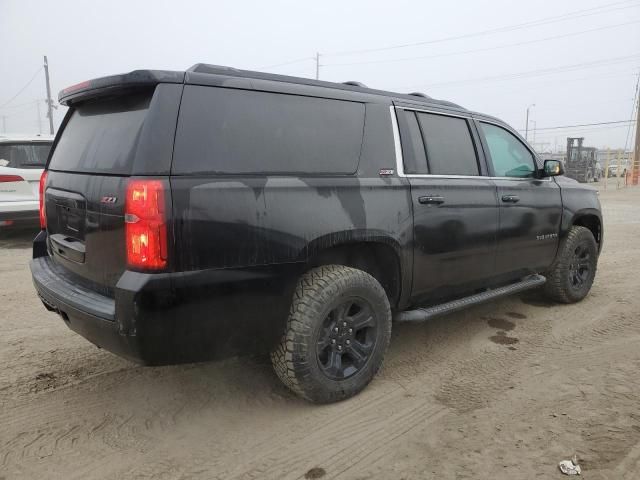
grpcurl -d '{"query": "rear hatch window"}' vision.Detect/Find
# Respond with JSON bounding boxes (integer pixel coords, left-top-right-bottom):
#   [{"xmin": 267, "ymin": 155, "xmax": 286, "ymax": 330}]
[
  {"xmin": 0, "ymin": 142, "xmax": 52, "ymax": 168},
  {"xmin": 49, "ymin": 92, "xmax": 151, "ymax": 175}
]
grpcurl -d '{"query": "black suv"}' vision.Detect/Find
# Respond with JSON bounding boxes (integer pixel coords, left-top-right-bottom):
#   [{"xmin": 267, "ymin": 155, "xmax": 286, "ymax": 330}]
[{"xmin": 31, "ymin": 65, "xmax": 602, "ymax": 403}]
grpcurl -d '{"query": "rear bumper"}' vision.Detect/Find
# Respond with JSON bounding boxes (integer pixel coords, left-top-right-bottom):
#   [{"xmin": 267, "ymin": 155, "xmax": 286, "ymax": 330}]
[
  {"xmin": 0, "ymin": 201, "xmax": 39, "ymax": 226},
  {"xmin": 30, "ymin": 255, "xmax": 159, "ymax": 364},
  {"xmin": 30, "ymin": 248, "xmax": 300, "ymax": 365}
]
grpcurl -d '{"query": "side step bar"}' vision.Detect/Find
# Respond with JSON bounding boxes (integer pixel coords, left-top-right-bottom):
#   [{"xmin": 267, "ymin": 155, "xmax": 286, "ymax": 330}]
[{"xmin": 394, "ymin": 274, "xmax": 546, "ymax": 323}]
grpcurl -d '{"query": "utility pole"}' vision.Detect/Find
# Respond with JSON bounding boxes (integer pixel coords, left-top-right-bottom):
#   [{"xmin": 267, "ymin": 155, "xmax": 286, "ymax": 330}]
[
  {"xmin": 525, "ymin": 104, "xmax": 535, "ymax": 141},
  {"xmin": 633, "ymin": 89, "xmax": 640, "ymax": 185},
  {"xmin": 532, "ymin": 120, "xmax": 537, "ymax": 145},
  {"xmin": 43, "ymin": 55, "xmax": 54, "ymax": 134},
  {"xmin": 315, "ymin": 52, "xmax": 320, "ymax": 80}
]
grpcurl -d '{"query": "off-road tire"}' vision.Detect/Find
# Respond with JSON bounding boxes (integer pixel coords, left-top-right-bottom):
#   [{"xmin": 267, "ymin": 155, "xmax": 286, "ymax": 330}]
[
  {"xmin": 271, "ymin": 265, "xmax": 392, "ymax": 403},
  {"xmin": 544, "ymin": 225, "xmax": 598, "ymax": 303}
]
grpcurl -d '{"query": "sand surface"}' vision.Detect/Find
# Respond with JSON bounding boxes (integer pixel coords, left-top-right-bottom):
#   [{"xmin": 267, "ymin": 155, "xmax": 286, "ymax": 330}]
[{"xmin": 1, "ymin": 182, "xmax": 639, "ymax": 479}]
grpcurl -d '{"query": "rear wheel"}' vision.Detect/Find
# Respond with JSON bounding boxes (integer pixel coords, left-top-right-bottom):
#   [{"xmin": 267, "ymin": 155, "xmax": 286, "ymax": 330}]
[
  {"xmin": 271, "ymin": 265, "xmax": 391, "ymax": 403},
  {"xmin": 544, "ymin": 226, "xmax": 598, "ymax": 303}
]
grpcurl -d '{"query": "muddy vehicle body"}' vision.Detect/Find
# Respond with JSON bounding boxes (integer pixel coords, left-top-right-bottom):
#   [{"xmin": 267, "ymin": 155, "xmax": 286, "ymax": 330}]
[{"xmin": 31, "ymin": 65, "xmax": 603, "ymax": 402}]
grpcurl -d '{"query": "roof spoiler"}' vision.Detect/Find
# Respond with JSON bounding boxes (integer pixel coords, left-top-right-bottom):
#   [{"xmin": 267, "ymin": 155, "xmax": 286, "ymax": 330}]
[{"xmin": 59, "ymin": 70, "xmax": 185, "ymax": 106}]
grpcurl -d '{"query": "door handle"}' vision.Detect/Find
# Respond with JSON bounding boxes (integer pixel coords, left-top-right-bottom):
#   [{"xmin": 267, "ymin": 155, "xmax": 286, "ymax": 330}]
[
  {"xmin": 418, "ymin": 195, "xmax": 445, "ymax": 205},
  {"xmin": 501, "ymin": 194, "xmax": 520, "ymax": 203}
]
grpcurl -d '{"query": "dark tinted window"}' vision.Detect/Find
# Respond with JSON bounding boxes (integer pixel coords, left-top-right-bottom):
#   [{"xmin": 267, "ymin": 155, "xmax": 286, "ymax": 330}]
[
  {"xmin": 173, "ymin": 86, "xmax": 365, "ymax": 175},
  {"xmin": 480, "ymin": 122, "xmax": 535, "ymax": 178},
  {"xmin": 0, "ymin": 143, "xmax": 51, "ymax": 168},
  {"xmin": 417, "ymin": 112, "xmax": 479, "ymax": 176},
  {"xmin": 403, "ymin": 112, "xmax": 427, "ymax": 174},
  {"xmin": 49, "ymin": 92, "xmax": 151, "ymax": 174}
]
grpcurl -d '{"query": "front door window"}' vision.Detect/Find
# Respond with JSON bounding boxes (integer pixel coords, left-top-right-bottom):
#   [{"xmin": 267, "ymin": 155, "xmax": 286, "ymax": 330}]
[{"xmin": 480, "ymin": 123, "xmax": 535, "ymax": 178}]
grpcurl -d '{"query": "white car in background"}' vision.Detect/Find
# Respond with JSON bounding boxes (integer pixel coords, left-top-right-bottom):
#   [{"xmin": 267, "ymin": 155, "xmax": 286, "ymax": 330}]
[{"xmin": 0, "ymin": 134, "xmax": 54, "ymax": 228}]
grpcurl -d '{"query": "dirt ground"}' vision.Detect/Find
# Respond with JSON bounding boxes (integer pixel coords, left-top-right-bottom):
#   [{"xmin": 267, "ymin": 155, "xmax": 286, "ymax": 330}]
[{"xmin": 1, "ymin": 182, "xmax": 640, "ymax": 480}]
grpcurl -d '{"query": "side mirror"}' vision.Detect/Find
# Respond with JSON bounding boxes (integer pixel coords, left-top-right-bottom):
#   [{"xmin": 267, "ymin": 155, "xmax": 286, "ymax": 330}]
[{"xmin": 543, "ymin": 159, "xmax": 564, "ymax": 177}]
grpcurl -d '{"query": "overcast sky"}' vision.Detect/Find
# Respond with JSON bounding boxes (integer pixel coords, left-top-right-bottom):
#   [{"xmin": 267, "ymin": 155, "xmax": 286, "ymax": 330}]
[{"xmin": 1, "ymin": 0, "xmax": 638, "ymax": 151}]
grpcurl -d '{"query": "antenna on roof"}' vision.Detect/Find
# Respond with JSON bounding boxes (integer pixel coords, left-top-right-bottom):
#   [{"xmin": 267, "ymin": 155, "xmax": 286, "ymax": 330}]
[{"xmin": 342, "ymin": 81, "xmax": 367, "ymax": 88}]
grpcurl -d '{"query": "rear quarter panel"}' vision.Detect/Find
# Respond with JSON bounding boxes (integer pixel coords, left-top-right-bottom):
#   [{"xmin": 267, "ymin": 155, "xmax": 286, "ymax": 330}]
[
  {"xmin": 168, "ymin": 100, "xmax": 413, "ymax": 353},
  {"xmin": 170, "ymin": 101, "xmax": 412, "ymax": 275}
]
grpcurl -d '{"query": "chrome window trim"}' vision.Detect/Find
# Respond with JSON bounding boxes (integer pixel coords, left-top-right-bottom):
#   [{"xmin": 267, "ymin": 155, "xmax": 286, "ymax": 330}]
[
  {"xmin": 390, "ymin": 105, "xmax": 405, "ymax": 176},
  {"xmin": 400, "ymin": 105, "xmax": 472, "ymax": 120},
  {"xmin": 398, "ymin": 173, "xmax": 549, "ymax": 181},
  {"xmin": 390, "ymin": 105, "xmax": 550, "ymax": 182}
]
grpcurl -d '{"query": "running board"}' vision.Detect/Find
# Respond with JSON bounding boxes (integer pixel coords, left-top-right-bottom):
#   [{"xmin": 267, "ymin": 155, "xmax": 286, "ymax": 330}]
[{"xmin": 394, "ymin": 274, "xmax": 546, "ymax": 323}]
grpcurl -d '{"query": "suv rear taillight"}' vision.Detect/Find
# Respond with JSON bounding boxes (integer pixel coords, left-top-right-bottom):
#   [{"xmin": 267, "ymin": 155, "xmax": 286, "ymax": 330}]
[
  {"xmin": 0, "ymin": 175, "xmax": 25, "ymax": 183},
  {"xmin": 39, "ymin": 171, "xmax": 48, "ymax": 229},
  {"xmin": 125, "ymin": 179, "xmax": 167, "ymax": 270}
]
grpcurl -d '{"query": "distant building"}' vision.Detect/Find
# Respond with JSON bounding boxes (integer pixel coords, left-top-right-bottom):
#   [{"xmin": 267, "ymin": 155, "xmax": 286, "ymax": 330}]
[{"xmin": 596, "ymin": 149, "xmax": 633, "ymax": 166}]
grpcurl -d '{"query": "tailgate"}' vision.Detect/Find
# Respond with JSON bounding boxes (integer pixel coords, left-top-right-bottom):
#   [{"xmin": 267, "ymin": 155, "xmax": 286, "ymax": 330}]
[{"xmin": 45, "ymin": 91, "xmax": 152, "ymax": 291}]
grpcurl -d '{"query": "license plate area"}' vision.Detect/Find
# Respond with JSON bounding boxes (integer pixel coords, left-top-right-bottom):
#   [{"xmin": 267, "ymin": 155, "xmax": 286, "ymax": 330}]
[{"xmin": 47, "ymin": 188, "xmax": 87, "ymax": 241}]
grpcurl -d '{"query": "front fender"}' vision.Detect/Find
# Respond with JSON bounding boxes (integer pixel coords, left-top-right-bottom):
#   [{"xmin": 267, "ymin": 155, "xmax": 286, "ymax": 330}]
[{"xmin": 558, "ymin": 181, "xmax": 603, "ymax": 251}]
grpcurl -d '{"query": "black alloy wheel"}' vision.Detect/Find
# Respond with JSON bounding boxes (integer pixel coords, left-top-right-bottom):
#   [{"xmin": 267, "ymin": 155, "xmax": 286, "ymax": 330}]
[
  {"xmin": 568, "ymin": 244, "xmax": 592, "ymax": 291},
  {"xmin": 271, "ymin": 265, "xmax": 392, "ymax": 403},
  {"xmin": 316, "ymin": 298, "xmax": 377, "ymax": 380}
]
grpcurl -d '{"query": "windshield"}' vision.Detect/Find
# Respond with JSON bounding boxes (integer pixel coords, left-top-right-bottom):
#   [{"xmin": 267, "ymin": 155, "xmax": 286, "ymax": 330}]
[{"xmin": 0, "ymin": 142, "xmax": 52, "ymax": 169}]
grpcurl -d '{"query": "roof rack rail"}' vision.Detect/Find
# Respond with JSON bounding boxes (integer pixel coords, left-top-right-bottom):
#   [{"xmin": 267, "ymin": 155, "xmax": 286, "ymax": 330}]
[
  {"xmin": 408, "ymin": 92, "xmax": 431, "ymax": 99},
  {"xmin": 188, "ymin": 63, "xmax": 241, "ymax": 74},
  {"xmin": 342, "ymin": 81, "xmax": 367, "ymax": 88}
]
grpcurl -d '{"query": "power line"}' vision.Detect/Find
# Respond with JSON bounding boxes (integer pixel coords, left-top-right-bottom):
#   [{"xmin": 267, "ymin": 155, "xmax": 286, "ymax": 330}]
[
  {"xmin": 253, "ymin": 1, "xmax": 639, "ymax": 73},
  {"xmin": 532, "ymin": 124, "xmax": 637, "ymax": 138},
  {"xmin": 517, "ymin": 120, "xmax": 634, "ymax": 132},
  {"xmin": 322, "ymin": 19, "xmax": 640, "ymax": 68},
  {"xmin": 325, "ymin": 0, "xmax": 640, "ymax": 57},
  {"xmin": 0, "ymin": 99, "xmax": 39, "ymax": 111},
  {"xmin": 0, "ymin": 67, "xmax": 42, "ymax": 109},
  {"xmin": 408, "ymin": 54, "xmax": 640, "ymax": 89}
]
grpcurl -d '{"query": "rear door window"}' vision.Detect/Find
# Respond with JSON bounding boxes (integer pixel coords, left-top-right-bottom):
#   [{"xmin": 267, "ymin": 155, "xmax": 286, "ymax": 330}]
[
  {"xmin": 0, "ymin": 143, "xmax": 52, "ymax": 168},
  {"xmin": 402, "ymin": 112, "xmax": 428, "ymax": 174},
  {"xmin": 416, "ymin": 112, "xmax": 479, "ymax": 176},
  {"xmin": 49, "ymin": 92, "xmax": 151, "ymax": 175},
  {"xmin": 172, "ymin": 86, "xmax": 365, "ymax": 175}
]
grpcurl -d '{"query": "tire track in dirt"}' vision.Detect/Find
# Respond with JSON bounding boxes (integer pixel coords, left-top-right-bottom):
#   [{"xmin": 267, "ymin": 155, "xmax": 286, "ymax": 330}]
[
  {"xmin": 433, "ymin": 302, "xmax": 552, "ymax": 413},
  {"xmin": 107, "ymin": 387, "xmax": 402, "ymax": 478},
  {"xmin": 0, "ymin": 364, "xmax": 220, "ymax": 472},
  {"xmin": 2, "ymin": 190, "xmax": 640, "ymax": 479},
  {"xmin": 110, "ymin": 387, "xmax": 448, "ymax": 480}
]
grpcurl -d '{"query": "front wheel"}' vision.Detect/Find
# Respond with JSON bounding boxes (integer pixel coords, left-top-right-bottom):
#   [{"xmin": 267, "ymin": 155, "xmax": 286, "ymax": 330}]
[
  {"xmin": 271, "ymin": 265, "xmax": 392, "ymax": 403},
  {"xmin": 544, "ymin": 226, "xmax": 598, "ymax": 303}
]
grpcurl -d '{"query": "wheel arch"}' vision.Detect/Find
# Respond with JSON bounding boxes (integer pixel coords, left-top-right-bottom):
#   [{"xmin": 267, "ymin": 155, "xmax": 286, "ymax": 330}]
[
  {"xmin": 572, "ymin": 211, "xmax": 602, "ymax": 251},
  {"xmin": 303, "ymin": 235, "xmax": 406, "ymax": 308}
]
